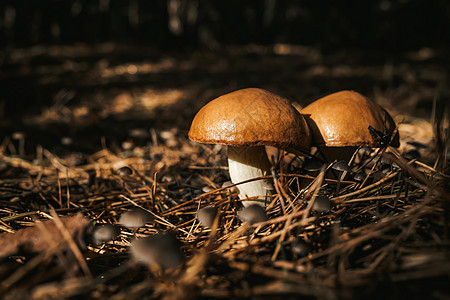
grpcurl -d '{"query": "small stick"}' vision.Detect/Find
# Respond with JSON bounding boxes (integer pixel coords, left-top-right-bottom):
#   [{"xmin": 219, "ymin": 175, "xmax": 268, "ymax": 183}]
[
  {"xmin": 66, "ymin": 168, "xmax": 70, "ymax": 209},
  {"xmin": 50, "ymin": 209, "xmax": 92, "ymax": 279},
  {"xmin": 57, "ymin": 169, "xmax": 62, "ymax": 208}
]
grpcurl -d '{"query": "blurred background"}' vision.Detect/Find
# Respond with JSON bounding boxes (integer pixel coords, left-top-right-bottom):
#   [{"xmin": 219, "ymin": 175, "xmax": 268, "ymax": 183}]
[{"xmin": 0, "ymin": 0, "xmax": 449, "ymax": 159}]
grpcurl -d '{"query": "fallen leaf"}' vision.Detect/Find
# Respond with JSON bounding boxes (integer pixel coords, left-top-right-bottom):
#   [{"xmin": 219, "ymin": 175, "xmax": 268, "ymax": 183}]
[{"xmin": 0, "ymin": 214, "xmax": 90, "ymax": 258}]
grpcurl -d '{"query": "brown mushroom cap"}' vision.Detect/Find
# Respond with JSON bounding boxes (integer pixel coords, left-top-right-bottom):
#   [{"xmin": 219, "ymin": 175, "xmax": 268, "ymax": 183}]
[
  {"xmin": 188, "ymin": 88, "xmax": 311, "ymax": 150},
  {"xmin": 301, "ymin": 90, "xmax": 399, "ymax": 148}
]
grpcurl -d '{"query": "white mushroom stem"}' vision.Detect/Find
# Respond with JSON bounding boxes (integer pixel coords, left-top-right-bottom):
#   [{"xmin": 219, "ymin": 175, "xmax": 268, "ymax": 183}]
[{"xmin": 227, "ymin": 145, "xmax": 274, "ymax": 207}]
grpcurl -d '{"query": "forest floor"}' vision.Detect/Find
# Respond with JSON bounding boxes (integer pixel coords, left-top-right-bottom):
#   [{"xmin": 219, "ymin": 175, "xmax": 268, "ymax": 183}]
[{"xmin": 0, "ymin": 43, "xmax": 449, "ymax": 299}]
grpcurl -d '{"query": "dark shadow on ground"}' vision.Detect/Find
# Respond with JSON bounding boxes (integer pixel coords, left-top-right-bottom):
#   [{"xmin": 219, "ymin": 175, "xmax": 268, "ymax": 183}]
[{"xmin": 0, "ymin": 43, "xmax": 448, "ymax": 156}]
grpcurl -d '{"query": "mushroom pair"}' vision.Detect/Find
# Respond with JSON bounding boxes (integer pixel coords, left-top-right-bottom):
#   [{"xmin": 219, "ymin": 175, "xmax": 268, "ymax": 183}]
[{"xmin": 189, "ymin": 88, "xmax": 399, "ymax": 207}]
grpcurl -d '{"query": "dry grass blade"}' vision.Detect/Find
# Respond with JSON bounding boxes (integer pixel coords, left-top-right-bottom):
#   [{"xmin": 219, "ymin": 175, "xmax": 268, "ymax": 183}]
[
  {"xmin": 332, "ymin": 170, "xmax": 401, "ymax": 202},
  {"xmin": 216, "ymin": 223, "xmax": 250, "ymax": 252},
  {"xmin": 384, "ymin": 147, "xmax": 431, "ymax": 186}
]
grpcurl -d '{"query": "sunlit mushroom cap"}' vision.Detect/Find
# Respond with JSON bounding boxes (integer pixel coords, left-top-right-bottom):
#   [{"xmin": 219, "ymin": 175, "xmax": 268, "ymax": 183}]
[
  {"xmin": 188, "ymin": 88, "xmax": 311, "ymax": 150},
  {"xmin": 301, "ymin": 90, "xmax": 399, "ymax": 148},
  {"xmin": 119, "ymin": 208, "xmax": 154, "ymax": 228}
]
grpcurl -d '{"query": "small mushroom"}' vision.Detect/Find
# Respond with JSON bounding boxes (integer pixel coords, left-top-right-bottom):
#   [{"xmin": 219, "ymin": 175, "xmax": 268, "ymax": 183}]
[
  {"xmin": 379, "ymin": 156, "xmax": 392, "ymax": 174},
  {"xmin": 202, "ymin": 186, "xmax": 214, "ymax": 193},
  {"xmin": 197, "ymin": 206, "xmax": 218, "ymax": 228},
  {"xmin": 12, "ymin": 131, "xmax": 26, "ymax": 156},
  {"xmin": 130, "ymin": 232, "xmax": 183, "ymax": 270},
  {"xmin": 291, "ymin": 238, "xmax": 310, "ymax": 257},
  {"xmin": 122, "ymin": 140, "xmax": 134, "ymax": 150},
  {"xmin": 119, "ymin": 208, "xmax": 154, "ymax": 228},
  {"xmin": 92, "ymin": 224, "xmax": 119, "ymax": 245},
  {"xmin": 311, "ymin": 195, "xmax": 331, "ymax": 212},
  {"xmin": 261, "ymin": 180, "xmax": 275, "ymax": 193},
  {"xmin": 128, "ymin": 128, "xmax": 150, "ymax": 147},
  {"xmin": 238, "ymin": 204, "xmax": 268, "ymax": 225},
  {"xmin": 301, "ymin": 90, "xmax": 399, "ymax": 162},
  {"xmin": 332, "ymin": 160, "xmax": 350, "ymax": 194},
  {"xmin": 61, "ymin": 136, "xmax": 73, "ymax": 146},
  {"xmin": 353, "ymin": 172, "xmax": 366, "ymax": 182},
  {"xmin": 189, "ymin": 88, "xmax": 311, "ymax": 207},
  {"xmin": 160, "ymin": 129, "xmax": 178, "ymax": 147},
  {"xmin": 332, "ymin": 160, "xmax": 350, "ymax": 173},
  {"xmin": 129, "ymin": 128, "xmax": 149, "ymax": 139},
  {"xmin": 116, "ymin": 166, "xmax": 134, "ymax": 176},
  {"xmin": 222, "ymin": 181, "xmax": 239, "ymax": 194},
  {"xmin": 359, "ymin": 146, "xmax": 374, "ymax": 156}
]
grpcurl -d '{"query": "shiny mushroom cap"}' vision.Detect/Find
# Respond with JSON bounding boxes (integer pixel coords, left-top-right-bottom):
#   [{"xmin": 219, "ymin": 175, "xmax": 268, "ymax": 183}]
[
  {"xmin": 188, "ymin": 88, "xmax": 311, "ymax": 151},
  {"xmin": 301, "ymin": 90, "xmax": 399, "ymax": 148}
]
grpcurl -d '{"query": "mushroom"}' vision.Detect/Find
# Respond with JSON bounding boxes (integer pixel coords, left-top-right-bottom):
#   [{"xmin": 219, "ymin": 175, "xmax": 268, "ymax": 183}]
[
  {"xmin": 189, "ymin": 88, "xmax": 311, "ymax": 207},
  {"xmin": 202, "ymin": 186, "xmax": 214, "ymax": 193},
  {"xmin": 92, "ymin": 224, "xmax": 119, "ymax": 245},
  {"xmin": 130, "ymin": 232, "xmax": 183, "ymax": 270},
  {"xmin": 217, "ymin": 204, "xmax": 269, "ymax": 252},
  {"xmin": 12, "ymin": 131, "xmax": 26, "ymax": 156},
  {"xmin": 238, "ymin": 204, "xmax": 268, "ymax": 225},
  {"xmin": 119, "ymin": 208, "xmax": 154, "ymax": 228},
  {"xmin": 332, "ymin": 160, "xmax": 350, "ymax": 194},
  {"xmin": 311, "ymin": 195, "xmax": 331, "ymax": 212},
  {"xmin": 353, "ymin": 171, "xmax": 366, "ymax": 182},
  {"xmin": 221, "ymin": 181, "xmax": 239, "ymax": 194},
  {"xmin": 300, "ymin": 90, "xmax": 399, "ymax": 163},
  {"xmin": 197, "ymin": 206, "xmax": 218, "ymax": 228},
  {"xmin": 291, "ymin": 238, "xmax": 310, "ymax": 257},
  {"xmin": 116, "ymin": 166, "xmax": 134, "ymax": 176}
]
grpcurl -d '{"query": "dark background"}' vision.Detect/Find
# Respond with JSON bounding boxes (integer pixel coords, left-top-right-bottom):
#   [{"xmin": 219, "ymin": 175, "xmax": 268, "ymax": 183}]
[
  {"xmin": 1, "ymin": 0, "xmax": 449, "ymax": 51},
  {"xmin": 0, "ymin": 0, "xmax": 449, "ymax": 156}
]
